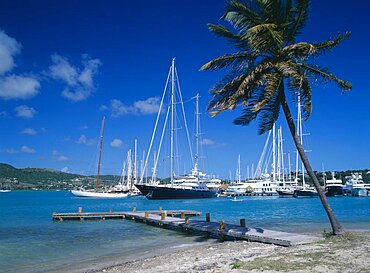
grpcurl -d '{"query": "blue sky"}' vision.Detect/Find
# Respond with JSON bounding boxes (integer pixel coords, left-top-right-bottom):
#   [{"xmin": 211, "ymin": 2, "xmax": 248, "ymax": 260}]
[{"xmin": 0, "ymin": 0, "xmax": 369, "ymax": 179}]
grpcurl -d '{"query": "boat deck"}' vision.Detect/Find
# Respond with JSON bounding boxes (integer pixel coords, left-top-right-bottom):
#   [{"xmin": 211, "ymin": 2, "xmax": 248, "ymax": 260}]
[{"xmin": 52, "ymin": 208, "xmax": 321, "ymax": 247}]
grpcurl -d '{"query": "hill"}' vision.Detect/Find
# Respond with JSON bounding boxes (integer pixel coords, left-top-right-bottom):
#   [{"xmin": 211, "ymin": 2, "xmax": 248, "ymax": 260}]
[{"xmin": 0, "ymin": 163, "xmax": 120, "ymax": 190}]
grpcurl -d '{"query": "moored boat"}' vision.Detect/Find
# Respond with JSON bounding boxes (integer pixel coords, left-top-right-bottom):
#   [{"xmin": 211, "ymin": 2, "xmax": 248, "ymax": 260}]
[
  {"xmin": 325, "ymin": 172, "xmax": 344, "ymax": 197},
  {"xmin": 135, "ymin": 59, "xmax": 216, "ymax": 200},
  {"xmin": 71, "ymin": 117, "xmax": 131, "ymax": 198}
]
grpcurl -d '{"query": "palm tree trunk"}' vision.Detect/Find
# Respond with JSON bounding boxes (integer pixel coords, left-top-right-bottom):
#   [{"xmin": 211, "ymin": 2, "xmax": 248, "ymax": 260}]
[{"xmin": 279, "ymin": 86, "xmax": 343, "ymax": 235}]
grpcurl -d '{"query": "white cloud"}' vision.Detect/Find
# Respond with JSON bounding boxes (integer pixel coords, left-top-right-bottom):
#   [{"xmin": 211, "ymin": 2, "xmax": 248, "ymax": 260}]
[
  {"xmin": 134, "ymin": 97, "xmax": 161, "ymax": 114},
  {"xmin": 111, "ymin": 99, "xmax": 135, "ymax": 117},
  {"xmin": 52, "ymin": 150, "xmax": 68, "ymax": 161},
  {"xmin": 57, "ymin": 155, "xmax": 68, "ymax": 161},
  {"xmin": 0, "ymin": 74, "xmax": 40, "ymax": 100},
  {"xmin": 110, "ymin": 138, "xmax": 123, "ymax": 148},
  {"xmin": 21, "ymin": 145, "xmax": 35, "ymax": 153},
  {"xmin": 49, "ymin": 54, "xmax": 101, "ymax": 102},
  {"xmin": 5, "ymin": 148, "xmax": 19, "ymax": 154},
  {"xmin": 20, "ymin": 128, "xmax": 37, "ymax": 135},
  {"xmin": 76, "ymin": 134, "xmax": 95, "ymax": 146},
  {"xmin": 14, "ymin": 105, "xmax": 37, "ymax": 119},
  {"xmin": 109, "ymin": 97, "xmax": 161, "ymax": 117},
  {"xmin": 61, "ymin": 167, "xmax": 70, "ymax": 173},
  {"xmin": 200, "ymin": 138, "xmax": 216, "ymax": 146},
  {"xmin": 0, "ymin": 30, "xmax": 21, "ymax": 75}
]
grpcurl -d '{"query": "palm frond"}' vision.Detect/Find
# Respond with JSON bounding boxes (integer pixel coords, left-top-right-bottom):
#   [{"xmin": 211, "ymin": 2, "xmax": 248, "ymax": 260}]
[
  {"xmin": 207, "ymin": 24, "xmax": 248, "ymax": 48},
  {"xmin": 285, "ymin": 0, "xmax": 310, "ymax": 42},
  {"xmin": 252, "ymin": 72, "xmax": 281, "ymax": 112},
  {"xmin": 256, "ymin": 0, "xmax": 281, "ymax": 24},
  {"xmin": 222, "ymin": 0, "xmax": 262, "ymax": 30},
  {"xmin": 257, "ymin": 86, "xmax": 282, "ymax": 134},
  {"xmin": 246, "ymin": 23, "xmax": 283, "ymax": 52},
  {"xmin": 200, "ymin": 51, "xmax": 257, "ymax": 71},
  {"xmin": 313, "ymin": 32, "xmax": 350, "ymax": 56},
  {"xmin": 281, "ymin": 42, "xmax": 316, "ymax": 59},
  {"xmin": 301, "ymin": 63, "xmax": 352, "ymax": 92},
  {"xmin": 287, "ymin": 75, "xmax": 312, "ymax": 119}
]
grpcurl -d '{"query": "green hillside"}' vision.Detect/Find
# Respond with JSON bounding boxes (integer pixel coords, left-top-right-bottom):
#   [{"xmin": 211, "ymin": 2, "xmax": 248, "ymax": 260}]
[{"xmin": 0, "ymin": 163, "xmax": 120, "ymax": 190}]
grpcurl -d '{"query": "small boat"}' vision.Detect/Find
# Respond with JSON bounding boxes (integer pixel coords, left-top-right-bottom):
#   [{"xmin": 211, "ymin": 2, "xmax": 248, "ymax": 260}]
[
  {"xmin": 0, "ymin": 189, "xmax": 11, "ymax": 193},
  {"xmin": 276, "ymin": 188, "xmax": 295, "ymax": 197},
  {"xmin": 343, "ymin": 173, "xmax": 368, "ymax": 197},
  {"xmin": 293, "ymin": 188, "xmax": 318, "ymax": 198},
  {"xmin": 71, "ymin": 117, "xmax": 129, "ymax": 198},
  {"xmin": 325, "ymin": 172, "xmax": 344, "ymax": 197}
]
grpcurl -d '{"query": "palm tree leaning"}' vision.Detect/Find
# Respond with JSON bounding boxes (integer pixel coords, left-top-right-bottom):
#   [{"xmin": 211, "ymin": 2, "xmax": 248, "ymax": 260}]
[{"xmin": 200, "ymin": 0, "xmax": 351, "ymax": 235}]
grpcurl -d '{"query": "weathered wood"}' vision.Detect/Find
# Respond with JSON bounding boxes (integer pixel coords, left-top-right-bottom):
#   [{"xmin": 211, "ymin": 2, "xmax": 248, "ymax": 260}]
[
  {"xmin": 206, "ymin": 213, "xmax": 210, "ymax": 222},
  {"xmin": 52, "ymin": 209, "xmax": 320, "ymax": 247},
  {"xmin": 240, "ymin": 218, "xmax": 246, "ymax": 227}
]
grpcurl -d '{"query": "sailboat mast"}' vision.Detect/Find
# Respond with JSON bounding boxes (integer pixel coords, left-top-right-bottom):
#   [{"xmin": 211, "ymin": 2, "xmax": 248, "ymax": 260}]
[
  {"xmin": 195, "ymin": 93, "xmax": 200, "ymax": 171},
  {"xmin": 272, "ymin": 124, "xmax": 276, "ymax": 181},
  {"xmin": 134, "ymin": 139, "xmax": 137, "ymax": 191},
  {"xmin": 96, "ymin": 116, "xmax": 105, "ymax": 192},
  {"xmin": 170, "ymin": 58, "xmax": 175, "ymax": 186}
]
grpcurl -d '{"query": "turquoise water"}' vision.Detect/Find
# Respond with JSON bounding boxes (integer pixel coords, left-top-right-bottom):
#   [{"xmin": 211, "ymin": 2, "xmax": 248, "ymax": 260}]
[{"xmin": 1, "ymin": 191, "xmax": 370, "ymax": 272}]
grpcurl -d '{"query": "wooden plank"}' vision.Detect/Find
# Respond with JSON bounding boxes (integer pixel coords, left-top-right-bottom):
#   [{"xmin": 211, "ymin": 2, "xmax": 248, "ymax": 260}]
[{"xmin": 51, "ymin": 210, "xmax": 321, "ymax": 247}]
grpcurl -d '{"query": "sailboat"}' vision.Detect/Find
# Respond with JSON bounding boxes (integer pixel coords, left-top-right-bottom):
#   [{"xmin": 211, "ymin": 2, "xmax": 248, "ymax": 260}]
[
  {"xmin": 71, "ymin": 117, "xmax": 129, "ymax": 198},
  {"xmin": 293, "ymin": 97, "xmax": 318, "ymax": 198},
  {"xmin": 135, "ymin": 59, "xmax": 216, "ymax": 200}
]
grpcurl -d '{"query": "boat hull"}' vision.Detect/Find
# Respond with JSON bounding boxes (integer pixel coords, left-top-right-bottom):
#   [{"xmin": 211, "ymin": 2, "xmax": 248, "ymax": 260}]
[
  {"xmin": 293, "ymin": 189, "xmax": 318, "ymax": 198},
  {"xmin": 135, "ymin": 184, "xmax": 216, "ymax": 200},
  {"xmin": 71, "ymin": 190, "xmax": 129, "ymax": 198},
  {"xmin": 277, "ymin": 189, "xmax": 294, "ymax": 197},
  {"xmin": 351, "ymin": 188, "xmax": 368, "ymax": 197},
  {"xmin": 325, "ymin": 186, "xmax": 344, "ymax": 197}
]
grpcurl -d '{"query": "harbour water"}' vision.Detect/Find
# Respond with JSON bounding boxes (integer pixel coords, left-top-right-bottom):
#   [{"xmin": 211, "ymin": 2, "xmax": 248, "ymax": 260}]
[{"xmin": 1, "ymin": 191, "xmax": 370, "ymax": 273}]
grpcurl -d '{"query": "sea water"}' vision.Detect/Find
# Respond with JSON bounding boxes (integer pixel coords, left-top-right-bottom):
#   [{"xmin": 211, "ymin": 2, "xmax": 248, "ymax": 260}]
[{"xmin": 1, "ymin": 191, "xmax": 370, "ymax": 272}]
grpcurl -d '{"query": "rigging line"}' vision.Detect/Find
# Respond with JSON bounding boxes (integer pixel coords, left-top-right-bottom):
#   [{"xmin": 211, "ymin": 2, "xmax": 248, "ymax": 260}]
[
  {"xmin": 140, "ymin": 66, "xmax": 171, "ymax": 183},
  {"xmin": 175, "ymin": 66, "xmax": 194, "ymax": 167},
  {"xmin": 254, "ymin": 130, "xmax": 272, "ymax": 178},
  {"xmin": 152, "ymin": 104, "xmax": 171, "ymax": 183}
]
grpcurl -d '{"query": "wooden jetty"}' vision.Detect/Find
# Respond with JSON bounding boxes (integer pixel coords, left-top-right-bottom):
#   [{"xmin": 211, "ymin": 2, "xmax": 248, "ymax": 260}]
[{"xmin": 52, "ymin": 208, "xmax": 321, "ymax": 247}]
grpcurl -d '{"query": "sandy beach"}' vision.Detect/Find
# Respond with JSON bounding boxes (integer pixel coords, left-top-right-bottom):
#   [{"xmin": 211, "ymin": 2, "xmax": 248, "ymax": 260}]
[{"xmin": 91, "ymin": 231, "xmax": 370, "ymax": 273}]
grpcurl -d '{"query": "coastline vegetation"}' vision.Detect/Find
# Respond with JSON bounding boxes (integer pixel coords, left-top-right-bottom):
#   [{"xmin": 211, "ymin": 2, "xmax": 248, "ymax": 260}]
[{"xmin": 1, "ymin": 162, "xmax": 368, "ymax": 191}]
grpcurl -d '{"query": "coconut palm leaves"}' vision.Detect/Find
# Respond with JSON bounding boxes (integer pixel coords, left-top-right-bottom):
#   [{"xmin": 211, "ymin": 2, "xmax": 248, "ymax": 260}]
[
  {"xmin": 201, "ymin": 0, "xmax": 351, "ymax": 135},
  {"xmin": 202, "ymin": 0, "xmax": 351, "ymax": 235}
]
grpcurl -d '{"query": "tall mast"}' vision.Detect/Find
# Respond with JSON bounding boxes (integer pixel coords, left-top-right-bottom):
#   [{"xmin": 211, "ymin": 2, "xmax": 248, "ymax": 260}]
[
  {"xmin": 195, "ymin": 93, "xmax": 200, "ymax": 172},
  {"xmin": 170, "ymin": 58, "xmax": 175, "ymax": 186},
  {"xmin": 134, "ymin": 138, "xmax": 137, "ymax": 190},
  {"xmin": 96, "ymin": 116, "xmax": 105, "ymax": 192},
  {"xmin": 237, "ymin": 154, "xmax": 241, "ymax": 183},
  {"xmin": 272, "ymin": 124, "xmax": 276, "ymax": 181}
]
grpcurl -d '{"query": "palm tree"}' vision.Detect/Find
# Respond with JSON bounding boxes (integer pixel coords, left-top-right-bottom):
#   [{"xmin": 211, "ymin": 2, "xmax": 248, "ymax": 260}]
[{"xmin": 200, "ymin": 0, "xmax": 351, "ymax": 235}]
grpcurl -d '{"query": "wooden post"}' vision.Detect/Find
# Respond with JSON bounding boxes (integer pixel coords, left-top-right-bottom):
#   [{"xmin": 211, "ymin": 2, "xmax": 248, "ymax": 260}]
[
  {"xmin": 240, "ymin": 218, "xmax": 246, "ymax": 227},
  {"xmin": 185, "ymin": 217, "xmax": 190, "ymax": 225},
  {"xmin": 132, "ymin": 207, "xmax": 136, "ymax": 212},
  {"xmin": 219, "ymin": 220, "xmax": 225, "ymax": 230},
  {"xmin": 78, "ymin": 207, "xmax": 82, "ymax": 215},
  {"xmin": 109, "ymin": 208, "xmax": 112, "ymax": 213},
  {"xmin": 180, "ymin": 211, "xmax": 185, "ymax": 219},
  {"xmin": 145, "ymin": 211, "xmax": 149, "ymax": 218},
  {"xmin": 206, "ymin": 213, "xmax": 210, "ymax": 222},
  {"xmin": 161, "ymin": 211, "xmax": 166, "ymax": 221}
]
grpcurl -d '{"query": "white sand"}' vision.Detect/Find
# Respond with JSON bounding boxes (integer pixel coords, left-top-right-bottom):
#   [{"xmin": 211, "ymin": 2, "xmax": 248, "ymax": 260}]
[{"xmin": 90, "ymin": 231, "xmax": 370, "ymax": 273}]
